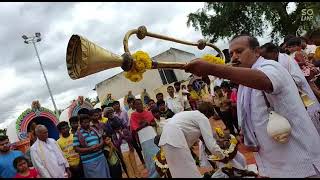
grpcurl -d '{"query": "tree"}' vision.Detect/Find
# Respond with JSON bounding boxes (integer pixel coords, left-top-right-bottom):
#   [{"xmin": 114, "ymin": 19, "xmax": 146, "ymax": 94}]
[{"xmin": 187, "ymin": 2, "xmax": 320, "ymax": 44}]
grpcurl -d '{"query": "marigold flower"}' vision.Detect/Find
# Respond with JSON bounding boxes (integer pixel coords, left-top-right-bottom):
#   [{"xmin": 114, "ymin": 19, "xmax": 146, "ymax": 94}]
[
  {"xmin": 124, "ymin": 50, "xmax": 152, "ymax": 82},
  {"xmin": 215, "ymin": 127, "xmax": 225, "ymax": 137},
  {"xmin": 230, "ymin": 136, "xmax": 238, "ymax": 145},
  {"xmin": 202, "ymin": 54, "xmax": 225, "ymax": 65}
]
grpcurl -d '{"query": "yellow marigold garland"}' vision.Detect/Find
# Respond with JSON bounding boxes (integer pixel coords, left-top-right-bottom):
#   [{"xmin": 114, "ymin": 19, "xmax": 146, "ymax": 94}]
[
  {"xmin": 124, "ymin": 51, "xmax": 152, "ymax": 82},
  {"xmin": 201, "ymin": 54, "xmax": 225, "ymax": 65},
  {"xmin": 153, "ymin": 148, "xmax": 169, "ymax": 171},
  {"xmin": 230, "ymin": 136, "xmax": 238, "ymax": 145},
  {"xmin": 207, "ymin": 127, "xmax": 238, "ymax": 161},
  {"xmin": 215, "ymin": 127, "xmax": 225, "ymax": 138},
  {"xmin": 124, "ymin": 52, "xmax": 225, "ymax": 82}
]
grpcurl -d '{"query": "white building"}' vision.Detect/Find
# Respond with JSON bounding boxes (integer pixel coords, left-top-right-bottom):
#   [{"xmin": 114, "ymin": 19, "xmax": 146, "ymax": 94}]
[{"xmin": 95, "ymin": 48, "xmax": 195, "ymax": 105}]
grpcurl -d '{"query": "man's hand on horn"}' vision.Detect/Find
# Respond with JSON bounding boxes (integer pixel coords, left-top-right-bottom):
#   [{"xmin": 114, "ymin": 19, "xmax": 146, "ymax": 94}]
[{"xmin": 184, "ymin": 59, "xmax": 212, "ymax": 77}]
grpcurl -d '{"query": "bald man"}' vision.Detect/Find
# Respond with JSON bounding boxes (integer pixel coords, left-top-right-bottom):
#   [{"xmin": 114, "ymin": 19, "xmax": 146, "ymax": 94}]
[{"xmin": 30, "ymin": 125, "xmax": 71, "ymax": 178}]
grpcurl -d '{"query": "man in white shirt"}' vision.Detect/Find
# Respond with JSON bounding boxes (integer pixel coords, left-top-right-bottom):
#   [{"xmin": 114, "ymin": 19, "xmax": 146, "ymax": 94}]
[
  {"xmin": 165, "ymin": 85, "xmax": 184, "ymax": 114},
  {"xmin": 159, "ymin": 102, "xmax": 225, "ymax": 178},
  {"xmin": 174, "ymin": 82, "xmax": 191, "ymax": 111},
  {"xmin": 30, "ymin": 125, "xmax": 71, "ymax": 178},
  {"xmin": 261, "ymin": 42, "xmax": 320, "ymax": 135},
  {"xmin": 184, "ymin": 34, "xmax": 320, "ymax": 178}
]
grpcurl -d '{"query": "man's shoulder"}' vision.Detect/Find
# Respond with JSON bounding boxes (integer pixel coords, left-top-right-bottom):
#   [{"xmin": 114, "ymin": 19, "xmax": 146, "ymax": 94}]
[
  {"xmin": 75, "ymin": 128, "xmax": 85, "ymax": 134},
  {"xmin": 259, "ymin": 58, "xmax": 289, "ymax": 74},
  {"xmin": 122, "ymin": 110, "xmax": 128, "ymax": 116},
  {"xmin": 260, "ymin": 58, "xmax": 282, "ymax": 66},
  {"xmin": 57, "ymin": 135, "xmax": 72, "ymax": 143},
  {"xmin": 11, "ymin": 150, "xmax": 23, "ymax": 156},
  {"xmin": 144, "ymin": 110, "xmax": 153, "ymax": 116},
  {"xmin": 131, "ymin": 111, "xmax": 140, "ymax": 116},
  {"xmin": 30, "ymin": 143, "xmax": 36, "ymax": 150},
  {"xmin": 57, "ymin": 137, "xmax": 63, "ymax": 143},
  {"xmin": 47, "ymin": 138, "xmax": 56, "ymax": 143}
]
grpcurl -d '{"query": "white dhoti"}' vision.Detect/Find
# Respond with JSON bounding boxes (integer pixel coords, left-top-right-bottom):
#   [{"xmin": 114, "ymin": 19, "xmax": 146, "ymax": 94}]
[
  {"xmin": 163, "ymin": 144, "xmax": 201, "ymax": 178},
  {"xmin": 158, "ymin": 111, "xmax": 223, "ymax": 178},
  {"xmin": 159, "ymin": 123, "xmax": 201, "ymax": 178}
]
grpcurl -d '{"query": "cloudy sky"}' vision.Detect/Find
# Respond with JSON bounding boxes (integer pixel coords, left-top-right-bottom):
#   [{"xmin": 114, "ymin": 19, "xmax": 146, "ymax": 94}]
[{"xmin": 0, "ymin": 2, "xmax": 275, "ymax": 129}]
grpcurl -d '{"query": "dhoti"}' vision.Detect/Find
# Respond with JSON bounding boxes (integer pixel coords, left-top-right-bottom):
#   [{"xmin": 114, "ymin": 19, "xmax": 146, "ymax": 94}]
[
  {"xmin": 82, "ymin": 155, "xmax": 111, "ymax": 178},
  {"xmin": 160, "ymin": 125, "xmax": 201, "ymax": 178},
  {"xmin": 163, "ymin": 144, "xmax": 202, "ymax": 178}
]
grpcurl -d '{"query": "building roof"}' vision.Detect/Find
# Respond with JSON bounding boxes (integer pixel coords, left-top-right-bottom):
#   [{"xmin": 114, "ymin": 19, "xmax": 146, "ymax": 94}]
[{"xmin": 152, "ymin": 47, "xmax": 195, "ymax": 60}]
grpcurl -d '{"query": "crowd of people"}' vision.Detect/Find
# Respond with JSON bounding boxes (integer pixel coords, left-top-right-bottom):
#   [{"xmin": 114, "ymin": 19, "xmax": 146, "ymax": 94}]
[
  {"xmin": 0, "ymin": 78, "xmax": 229, "ymax": 178},
  {"xmin": 1, "ymin": 33, "xmax": 320, "ymax": 178}
]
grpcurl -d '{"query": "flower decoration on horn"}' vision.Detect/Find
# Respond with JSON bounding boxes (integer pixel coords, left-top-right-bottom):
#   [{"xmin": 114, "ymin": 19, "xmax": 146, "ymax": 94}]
[
  {"xmin": 201, "ymin": 54, "xmax": 225, "ymax": 65},
  {"xmin": 124, "ymin": 51, "xmax": 152, "ymax": 82}
]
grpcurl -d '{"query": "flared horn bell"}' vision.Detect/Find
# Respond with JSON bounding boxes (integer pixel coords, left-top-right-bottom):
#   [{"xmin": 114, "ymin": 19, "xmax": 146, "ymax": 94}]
[{"xmin": 66, "ymin": 35, "xmax": 132, "ymax": 80}]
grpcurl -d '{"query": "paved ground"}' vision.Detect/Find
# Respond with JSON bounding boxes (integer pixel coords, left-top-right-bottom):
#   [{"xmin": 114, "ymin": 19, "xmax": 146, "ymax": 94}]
[{"xmin": 122, "ymin": 119, "xmax": 257, "ymax": 178}]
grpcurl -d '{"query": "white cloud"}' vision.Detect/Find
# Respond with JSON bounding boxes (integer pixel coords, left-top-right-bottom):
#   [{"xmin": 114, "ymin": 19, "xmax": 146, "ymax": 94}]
[
  {"xmin": 0, "ymin": 2, "xmax": 271, "ymax": 130},
  {"xmin": 0, "ymin": 2, "xmax": 206, "ymax": 129}
]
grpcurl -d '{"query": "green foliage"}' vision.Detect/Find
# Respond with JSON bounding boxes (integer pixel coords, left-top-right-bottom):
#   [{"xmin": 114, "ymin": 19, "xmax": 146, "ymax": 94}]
[{"xmin": 187, "ymin": 2, "xmax": 320, "ymax": 44}]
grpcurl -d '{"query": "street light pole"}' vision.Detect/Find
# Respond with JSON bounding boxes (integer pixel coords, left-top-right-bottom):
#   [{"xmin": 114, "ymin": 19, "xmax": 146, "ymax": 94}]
[{"xmin": 22, "ymin": 33, "xmax": 59, "ymax": 116}]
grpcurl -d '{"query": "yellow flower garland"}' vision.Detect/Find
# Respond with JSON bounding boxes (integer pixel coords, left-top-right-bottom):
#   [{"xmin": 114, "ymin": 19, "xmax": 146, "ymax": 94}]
[
  {"xmin": 124, "ymin": 52, "xmax": 224, "ymax": 82},
  {"xmin": 207, "ymin": 127, "xmax": 238, "ymax": 161},
  {"xmin": 201, "ymin": 54, "xmax": 225, "ymax": 65},
  {"xmin": 124, "ymin": 51, "xmax": 152, "ymax": 82},
  {"xmin": 215, "ymin": 127, "xmax": 225, "ymax": 138},
  {"xmin": 153, "ymin": 147, "xmax": 169, "ymax": 172}
]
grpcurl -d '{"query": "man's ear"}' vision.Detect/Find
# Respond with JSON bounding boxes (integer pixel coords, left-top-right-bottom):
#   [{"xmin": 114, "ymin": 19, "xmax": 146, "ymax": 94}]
[{"xmin": 255, "ymin": 47, "xmax": 261, "ymax": 58}]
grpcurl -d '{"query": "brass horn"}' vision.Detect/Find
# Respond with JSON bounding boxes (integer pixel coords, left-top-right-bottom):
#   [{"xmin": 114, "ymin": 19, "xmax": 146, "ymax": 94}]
[{"xmin": 66, "ymin": 25, "xmax": 226, "ymax": 80}]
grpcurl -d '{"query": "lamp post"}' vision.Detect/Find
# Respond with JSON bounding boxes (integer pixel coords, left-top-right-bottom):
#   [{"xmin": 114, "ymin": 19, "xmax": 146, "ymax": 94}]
[{"xmin": 22, "ymin": 33, "xmax": 59, "ymax": 115}]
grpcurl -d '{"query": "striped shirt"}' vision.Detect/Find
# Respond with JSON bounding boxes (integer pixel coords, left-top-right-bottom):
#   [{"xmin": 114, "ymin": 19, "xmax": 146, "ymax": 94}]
[{"xmin": 73, "ymin": 128, "xmax": 103, "ymax": 164}]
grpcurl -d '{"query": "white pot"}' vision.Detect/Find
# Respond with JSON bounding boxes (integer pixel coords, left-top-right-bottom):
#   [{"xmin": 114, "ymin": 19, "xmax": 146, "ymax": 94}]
[{"xmin": 266, "ymin": 111, "xmax": 292, "ymax": 144}]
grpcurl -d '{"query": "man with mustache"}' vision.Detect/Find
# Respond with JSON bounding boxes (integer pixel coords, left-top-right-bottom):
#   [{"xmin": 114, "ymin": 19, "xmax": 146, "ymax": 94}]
[{"xmin": 184, "ymin": 34, "xmax": 320, "ymax": 178}]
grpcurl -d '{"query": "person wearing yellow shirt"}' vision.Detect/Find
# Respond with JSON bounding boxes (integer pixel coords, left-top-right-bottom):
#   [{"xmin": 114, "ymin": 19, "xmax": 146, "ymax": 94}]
[
  {"xmin": 97, "ymin": 107, "xmax": 108, "ymax": 123},
  {"xmin": 101, "ymin": 116, "xmax": 108, "ymax": 123},
  {"xmin": 187, "ymin": 84, "xmax": 200, "ymax": 110},
  {"xmin": 57, "ymin": 121, "xmax": 83, "ymax": 178}
]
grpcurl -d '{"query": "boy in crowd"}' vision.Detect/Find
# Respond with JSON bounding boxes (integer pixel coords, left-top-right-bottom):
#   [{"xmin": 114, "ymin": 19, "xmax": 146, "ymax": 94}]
[
  {"xmin": 157, "ymin": 100, "xmax": 175, "ymax": 119},
  {"xmin": 57, "ymin": 121, "xmax": 83, "ymax": 178},
  {"xmin": 69, "ymin": 116, "xmax": 79, "ymax": 135},
  {"xmin": 102, "ymin": 134, "xmax": 123, "ymax": 178},
  {"xmin": 13, "ymin": 156, "xmax": 40, "ymax": 178}
]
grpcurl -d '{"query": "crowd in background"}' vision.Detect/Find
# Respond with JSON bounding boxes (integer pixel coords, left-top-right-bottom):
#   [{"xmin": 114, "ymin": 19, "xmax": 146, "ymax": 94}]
[
  {"xmin": 0, "ymin": 74, "xmax": 241, "ymax": 178},
  {"xmin": 1, "ymin": 33, "xmax": 320, "ymax": 178}
]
